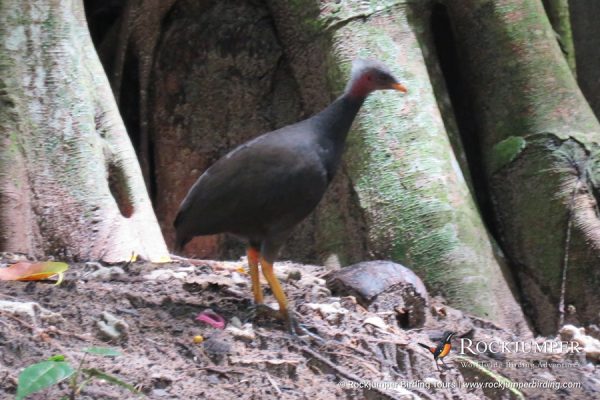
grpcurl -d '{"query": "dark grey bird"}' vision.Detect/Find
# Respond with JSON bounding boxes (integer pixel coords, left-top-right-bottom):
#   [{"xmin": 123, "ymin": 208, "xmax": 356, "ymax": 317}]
[{"xmin": 174, "ymin": 59, "xmax": 406, "ymax": 331}]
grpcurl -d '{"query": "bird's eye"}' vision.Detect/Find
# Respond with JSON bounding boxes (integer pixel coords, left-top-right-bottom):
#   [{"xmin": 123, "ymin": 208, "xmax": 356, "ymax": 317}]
[{"xmin": 367, "ymin": 75, "xmax": 372, "ymax": 81}]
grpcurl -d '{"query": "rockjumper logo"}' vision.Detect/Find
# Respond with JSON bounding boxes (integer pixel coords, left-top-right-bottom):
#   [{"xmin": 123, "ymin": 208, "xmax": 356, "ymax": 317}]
[{"xmin": 459, "ymin": 338, "xmax": 582, "ymax": 355}]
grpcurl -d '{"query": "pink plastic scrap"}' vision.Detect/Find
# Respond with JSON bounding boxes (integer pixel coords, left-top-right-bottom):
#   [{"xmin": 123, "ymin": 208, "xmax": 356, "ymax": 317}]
[{"xmin": 195, "ymin": 310, "xmax": 226, "ymax": 329}]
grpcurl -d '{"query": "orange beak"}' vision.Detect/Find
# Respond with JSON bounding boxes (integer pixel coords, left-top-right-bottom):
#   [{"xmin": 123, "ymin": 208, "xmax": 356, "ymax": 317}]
[{"xmin": 391, "ymin": 82, "xmax": 407, "ymax": 93}]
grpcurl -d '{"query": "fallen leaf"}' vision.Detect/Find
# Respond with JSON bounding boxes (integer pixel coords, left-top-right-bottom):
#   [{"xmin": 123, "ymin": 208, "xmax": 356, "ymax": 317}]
[{"xmin": 0, "ymin": 262, "xmax": 69, "ymax": 284}]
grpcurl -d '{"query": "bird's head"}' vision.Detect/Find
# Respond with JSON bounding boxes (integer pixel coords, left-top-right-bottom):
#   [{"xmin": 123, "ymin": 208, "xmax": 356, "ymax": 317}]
[
  {"xmin": 442, "ymin": 331, "xmax": 456, "ymax": 342},
  {"xmin": 346, "ymin": 58, "xmax": 407, "ymax": 98}
]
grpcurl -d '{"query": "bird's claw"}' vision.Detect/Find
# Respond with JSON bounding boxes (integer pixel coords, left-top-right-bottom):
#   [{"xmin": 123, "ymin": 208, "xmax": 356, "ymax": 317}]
[
  {"xmin": 246, "ymin": 303, "xmax": 279, "ymax": 322},
  {"xmin": 284, "ymin": 313, "xmax": 324, "ymax": 343},
  {"xmin": 247, "ymin": 304, "xmax": 324, "ymax": 342}
]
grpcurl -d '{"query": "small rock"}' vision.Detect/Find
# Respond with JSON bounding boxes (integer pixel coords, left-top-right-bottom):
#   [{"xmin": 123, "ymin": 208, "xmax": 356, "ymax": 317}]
[
  {"xmin": 303, "ymin": 302, "xmax": 346, "ymax": 324},
  {"xmin": 304, "ymin": 302, "xmax": 347, "ymax": 315},
  {"xmin": 229, "ymin": 316, "xmax": 243, "ymax": 328},
  {"xmin": 327, "ymin": 260, "xmax": 428, "ymax": 328},
  {"xmin": 96, "ymin": 311, "xmax": 129, "ymax": 341},
  {"xmin": 151, "ymin": 389, "xmax": 170, "ymax": 398},
  {"xmin": 144, "ymin": 269, "xmax": 188, "ymax": 281},
  {"xmin": 364, "ymin": 316, "xmax": 388, "ymax": 330},
  {"xmin": 230, "ymin": 272, "xmax": 247, "ymax": 286},
  {"xmin": 273, "ymin": 263, "xmax": 302, "ymax": 281},
  {"xmin": 203, "ymin": 337, "xmax": 232, "ymax": 355},
  {"xmin": 560, "ymin": 324, "xmax": 600, "ymax": 362},
  {"xmin": 287, "ymin": 269, "xmax": 302, "ymax": 281},
  {"xmin": 87, "ymin": 266, "xmax": 125, "ymax": 281},
  {"xmin": 203, "ymin": 336, "xmax": 232, "ymax": 364},
  {"xmin": 226, "ymin": 323, "xmax": 256, "ymax": 341},
  {"xmin": 0, "ymin": 300, "xmax": 62, "ymax": 325}
]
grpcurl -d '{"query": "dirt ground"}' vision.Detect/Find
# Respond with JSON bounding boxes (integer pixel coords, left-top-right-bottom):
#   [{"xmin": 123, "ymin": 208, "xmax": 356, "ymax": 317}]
[{"xmin": 0, "ymin": 253, "xmax": 599, "ymax": 399}]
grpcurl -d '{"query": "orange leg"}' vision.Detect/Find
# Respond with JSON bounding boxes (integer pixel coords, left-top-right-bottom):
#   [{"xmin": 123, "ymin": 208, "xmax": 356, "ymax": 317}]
[
  {"xmin": 247, "ymin": 248, "xmax": 263, "ymax": 304},
  {"xmin": 259, "ymin": 257, "xmax": 290, "ymax": 325}
]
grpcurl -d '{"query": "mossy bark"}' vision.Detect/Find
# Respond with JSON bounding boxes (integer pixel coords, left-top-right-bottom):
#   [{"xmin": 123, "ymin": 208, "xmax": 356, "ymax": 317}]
[
  {"xmin": 267, "ymin": 0, "xmax": 528, "ymax": 330},
  {"xmin": 569, "ymin": 0, "xmax": 600, "ymax": 121},
  {"xmin": 541, "ymin": 0, "xmax": 575, "ymax": 73},
  {"xmin": 0, "ymin": 0, "xmax": 169, "ymax": 262},
  {"xmin": 445, "ymin": 0, "xmax": 600, "ymax": 334}
]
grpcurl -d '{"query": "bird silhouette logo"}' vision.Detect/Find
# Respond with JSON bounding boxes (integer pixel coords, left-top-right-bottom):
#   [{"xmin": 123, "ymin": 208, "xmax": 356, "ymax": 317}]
[{"xmin": 418, "ymin": 331, "xmax": 456, "ymax": 371}]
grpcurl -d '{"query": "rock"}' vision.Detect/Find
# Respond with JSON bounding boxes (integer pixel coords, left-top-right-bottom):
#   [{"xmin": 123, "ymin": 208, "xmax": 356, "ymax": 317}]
[
  {"xmin": 225, "ymin": 323, "xmax": 256, "ymax": 341},
  {"xmin": 303, "ymin": 302, "xmax": 347, "ymax": 324},
  {"xmin": 304, "ymin": 302, "xmax": 347, "ymax": 316},
  {"xmin": 203, "ymin": 335, "xmax": 232, "ymax": 364},
  {"xmin": 144, "ymin": 269, "xmax": 188, "ymax": 281},
  {"xmin": 560, "ymin": 325, "xmax": 600, "ymax": 362},
  {"xmin": 0, "ymin": 300, "xmax": 62, "ymax": 325},
  {"xmin": 96, "ymin": 311, "xmax": 129, "ymax": 341},
  {"xmin": 151, "ymin": 389, "xmax": 170, "ymax": 398},
  {"xmin": 363, "ymin": 316, "xmax": 388, "ymax": 331},
  {"xmin": 87, "ymin": 266, "xmax": 125, "ymax": 281},
  {"xmin": 327, "ymin": 260, "xmax": 428, "ymax": 328}
]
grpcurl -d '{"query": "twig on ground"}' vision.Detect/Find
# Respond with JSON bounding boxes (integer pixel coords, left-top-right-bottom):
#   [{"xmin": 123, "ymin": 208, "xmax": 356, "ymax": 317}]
[{"xmin": 265, "ymin": 373, "xmax": 282, "ymax": 396}]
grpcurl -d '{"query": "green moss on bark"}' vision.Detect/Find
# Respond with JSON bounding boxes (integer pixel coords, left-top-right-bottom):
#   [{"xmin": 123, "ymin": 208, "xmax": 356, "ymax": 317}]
[{"xmin": 490, "ymin": 136, "xmax": 527, "ymax": 173}]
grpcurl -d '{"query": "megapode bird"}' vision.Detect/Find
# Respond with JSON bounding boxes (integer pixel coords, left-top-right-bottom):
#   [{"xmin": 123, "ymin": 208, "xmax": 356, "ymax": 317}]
[{"xmin": 174, "ymin": 59, "xmax": 407, "ymax": 331}]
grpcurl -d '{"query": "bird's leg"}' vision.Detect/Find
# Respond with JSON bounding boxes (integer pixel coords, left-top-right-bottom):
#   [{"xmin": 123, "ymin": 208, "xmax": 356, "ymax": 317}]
[
  {"xmin": 247, "ymin": 247, "xmax": 263, "ymax": 305},
  {"xmin": 441, "ymin": 358, "xmax": 451, "ymax": 370},
  {"xmin": 259, "ymin": 257, "xmax": 294, "ymax": 331}
]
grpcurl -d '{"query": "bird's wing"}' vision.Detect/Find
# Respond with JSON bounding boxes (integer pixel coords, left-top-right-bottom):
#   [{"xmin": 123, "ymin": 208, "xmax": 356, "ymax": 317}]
[{"xmin": 175, "ymin": 129, "xmax": 328, "ymax": 238}]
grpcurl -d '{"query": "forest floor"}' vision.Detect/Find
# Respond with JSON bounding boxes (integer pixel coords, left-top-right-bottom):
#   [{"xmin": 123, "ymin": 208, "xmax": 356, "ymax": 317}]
[{"xmin": 0, "ymin": 253, "xmax": 599, "ymax": 400}]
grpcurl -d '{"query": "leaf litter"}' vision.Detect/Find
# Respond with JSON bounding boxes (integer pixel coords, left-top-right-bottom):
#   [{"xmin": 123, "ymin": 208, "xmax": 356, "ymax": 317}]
[{"xmin": 0, "ymin": 252, "xmax": 598, "ymax": 399}]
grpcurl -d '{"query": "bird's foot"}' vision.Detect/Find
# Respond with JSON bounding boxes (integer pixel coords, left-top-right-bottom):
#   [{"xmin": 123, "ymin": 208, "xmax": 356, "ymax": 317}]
[
  {"xmin": 246, "ymin": 304, "xmax": 324, "ymax": 342},
  {"xmin": 246, "ymin": 303, "xmax": 279, "ymax": 322},
  {"xmin": 284, "ymin": 312, "xmax": 324, "ymax": 343},
  {"xmin": 441, "ymin": 362, "xmax": 452, "ymax": 371}
]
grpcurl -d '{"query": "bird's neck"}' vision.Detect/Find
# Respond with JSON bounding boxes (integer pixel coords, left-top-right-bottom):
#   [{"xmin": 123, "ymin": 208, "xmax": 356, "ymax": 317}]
[
  {"xmin": 313, "ymin": 92, "xmax": 365, "ymax": 147},
  {"xmin": 310, "ymin": 92, "xmax": 365, "ymax": 180}
]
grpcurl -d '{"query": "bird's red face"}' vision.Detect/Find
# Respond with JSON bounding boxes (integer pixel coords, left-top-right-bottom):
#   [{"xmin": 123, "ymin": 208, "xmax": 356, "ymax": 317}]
[{"xmin": 351, "ymin": 67, "xmax": 407, "ymax": 97}]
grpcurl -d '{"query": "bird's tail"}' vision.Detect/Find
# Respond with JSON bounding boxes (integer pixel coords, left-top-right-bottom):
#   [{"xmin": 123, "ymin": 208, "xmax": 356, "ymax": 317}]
[
  {"xmin": 173, "ymin": 210, "xmax": 188, "ymax": 254},
  {"xmin": 173, "ymin": 229, "xmax": 189, "ymax": 254},
  {"xmin": 418, "ymin": 343, "xmax": 433, "ymax": 352}
]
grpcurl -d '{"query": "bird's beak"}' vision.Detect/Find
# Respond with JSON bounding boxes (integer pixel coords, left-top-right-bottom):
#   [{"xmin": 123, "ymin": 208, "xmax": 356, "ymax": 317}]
[{"xmin": 391, "ymin": 82, "xmax": 408, "ymax": 93}]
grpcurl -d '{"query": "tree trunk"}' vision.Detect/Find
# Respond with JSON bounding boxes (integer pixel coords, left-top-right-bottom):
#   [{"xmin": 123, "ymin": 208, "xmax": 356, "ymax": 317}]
[
  {"xmin": 266, "ymin": 0, "xmax": 528, "ymax": 330},
  {"xmin": 0, "ymin": 0, "xmax": 169, "ymax": 263},
  {"xmin": 569, "ymin": 0, "xmax": 600, "ymax": 120},
  {"xmin": 445, "ymin": 0, "xmax": 600, "ymax": 334},
  {"xmin": 542, "ymin": 0, "xmax": 576, "ymax": 73}
]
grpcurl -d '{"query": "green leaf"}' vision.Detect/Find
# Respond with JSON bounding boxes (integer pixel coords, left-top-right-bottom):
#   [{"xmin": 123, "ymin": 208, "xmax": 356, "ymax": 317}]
[
  {"xmin": 47, "ymin": 355, "xmax": 65, "ymax": 362},
  {"xmin": 83, "ymin": 368, "xmax": 141, "ymax": 395},
  {"xmin": 16, "ymin": 361, "xmax": 75, "ymax": 400},
  {"xmin": 82, "ymin": 347, "xmax": 121, "ymax": 357}
]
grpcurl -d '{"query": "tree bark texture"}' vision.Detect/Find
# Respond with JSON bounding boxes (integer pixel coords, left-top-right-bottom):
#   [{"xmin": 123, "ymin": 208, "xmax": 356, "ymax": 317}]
[
  {"xmin": 445, "ymin": 0, "xmax": 600, "ymax": 334},
  {"xmin": 0, "ymin": 0, "xmax": 169, "ymax": 262},
  {"xmin": 541, "ymin": 0, "xmax": 575, "ymax": 73},
  {"xmin": 569, "ymin": 0, "xmax": 600, "ymax": 121}
]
